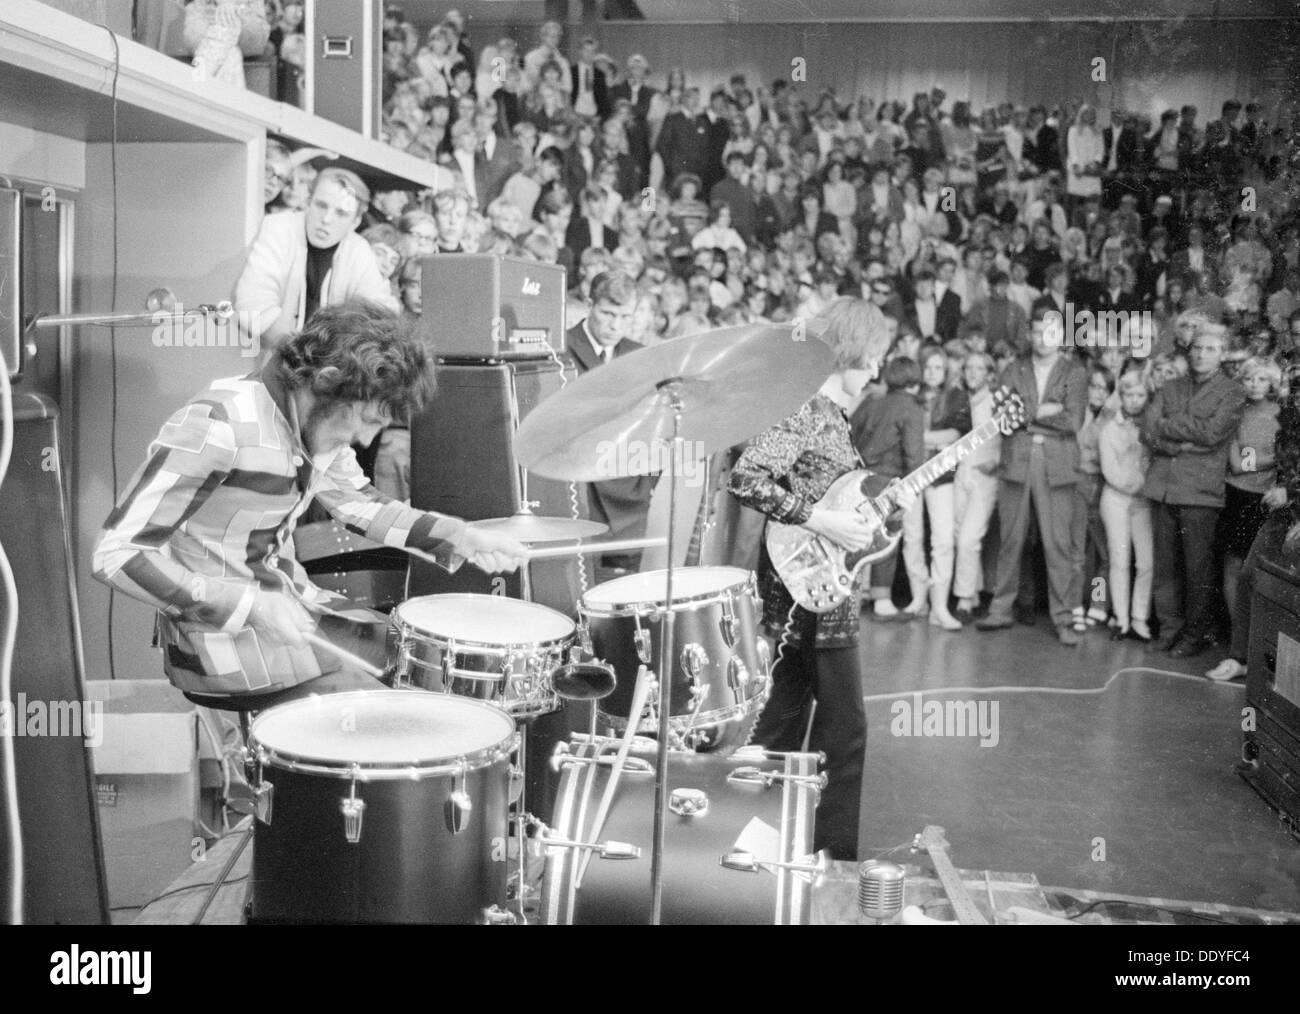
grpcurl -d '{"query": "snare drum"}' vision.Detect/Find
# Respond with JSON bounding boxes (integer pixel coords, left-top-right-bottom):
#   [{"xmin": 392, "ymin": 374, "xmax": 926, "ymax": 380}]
[
  {"xmin": 580, "ymin": 567, "xmax": 771, "ymax": 750},
  {"xmin": 249, "ymin": 691, "xmax": 518, "ymax": 924},
  {"xmin": 541, "ymin": 739, "xmax": 824, "ymax": 924},
  {"xmin": 392, "ymin": 595, "xmax": 575, "ymax": 717}
]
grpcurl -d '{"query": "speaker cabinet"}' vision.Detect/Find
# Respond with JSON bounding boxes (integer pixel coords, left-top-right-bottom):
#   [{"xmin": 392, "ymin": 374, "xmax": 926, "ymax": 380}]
[
  {"xmin": 0, "ymin": 395, "xmax": 109, "ymax": 923},
  {"xmin": 306, "ymin": 0, "xmax": 382, "ymax": 138},
  {"xmin": 408, "ymin": 359, "xmax": 585, "ymax": 615}
]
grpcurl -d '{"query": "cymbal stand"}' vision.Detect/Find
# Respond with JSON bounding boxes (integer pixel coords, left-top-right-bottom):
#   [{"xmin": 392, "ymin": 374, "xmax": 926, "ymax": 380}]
[{"xmin": 649, "ymin": 380, "xmax": 685, "ymax": 925}]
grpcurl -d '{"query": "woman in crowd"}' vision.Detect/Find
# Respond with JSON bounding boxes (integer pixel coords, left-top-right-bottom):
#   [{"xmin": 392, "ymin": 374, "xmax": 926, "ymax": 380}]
[
  {"xmin": 1099, "ymin": 371, "xmax": 1155, "ymax": 642},
  {"xmin": 952, "ymin": 351, "xmax": 1003, "ymax": 622},
  {"xmin": 1210, "ymin": 357, "xmax": 1284, "ymax": 679}
]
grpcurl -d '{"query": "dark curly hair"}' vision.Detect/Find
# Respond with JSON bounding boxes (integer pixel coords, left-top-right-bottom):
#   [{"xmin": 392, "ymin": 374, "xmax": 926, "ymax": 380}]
[{"xmin": 271, "ymin": 300, "xmax": 435, "ymax": 424}]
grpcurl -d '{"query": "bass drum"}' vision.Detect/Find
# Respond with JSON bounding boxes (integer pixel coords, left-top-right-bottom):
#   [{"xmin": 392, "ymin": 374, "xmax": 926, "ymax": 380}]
[
  {"xmin": 249, "ymin": 691, "xmax": 518, "ymax": 925},
  {"xmin": 540, "ymin": 740, "xmax": 824, "ymax": 925}
]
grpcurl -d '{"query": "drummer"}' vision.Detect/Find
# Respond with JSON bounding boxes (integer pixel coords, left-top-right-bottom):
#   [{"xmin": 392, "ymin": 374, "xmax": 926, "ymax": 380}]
[
  {"xmin": 92, "ymin": 300, "xmax": 528, "ymax": 708},
  {"xmin": 727, "ymin": 297, "xmax": 915, "ymax": 861}
]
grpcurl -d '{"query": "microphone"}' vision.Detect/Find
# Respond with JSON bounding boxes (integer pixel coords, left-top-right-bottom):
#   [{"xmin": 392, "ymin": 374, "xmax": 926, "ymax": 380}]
[{"xmin": 857, "ymin": 860, "xmax": 905, "ymax": 923}]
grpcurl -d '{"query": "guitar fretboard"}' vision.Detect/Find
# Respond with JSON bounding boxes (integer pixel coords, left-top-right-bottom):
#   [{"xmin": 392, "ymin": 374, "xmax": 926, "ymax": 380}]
[{"xmin": 873, "ymin": 415, "xmax": 1005, "ymax": 512}]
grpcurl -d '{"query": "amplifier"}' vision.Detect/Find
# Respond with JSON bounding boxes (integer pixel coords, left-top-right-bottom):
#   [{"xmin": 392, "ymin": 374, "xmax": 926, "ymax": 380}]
[
  {"xmin": 1242, "ymin": 556, "xmax": 1300, "ymax": 838},
  {"xmin": 305, "ymin": 0, "xmax": 382, "ymax": 137},
  {"xmin": 407, "ymin": 357, "xmax": 584, "ymax": 614},
  {"xmin": 421, "ymin": 254, "xmax": 566, "ymax": 361}
]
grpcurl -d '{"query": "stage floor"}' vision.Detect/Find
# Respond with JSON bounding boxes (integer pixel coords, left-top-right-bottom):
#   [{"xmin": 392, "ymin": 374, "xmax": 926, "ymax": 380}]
[{"xmin": 856, "ymin": 613, "xmax": 1300, "ymax": 913}]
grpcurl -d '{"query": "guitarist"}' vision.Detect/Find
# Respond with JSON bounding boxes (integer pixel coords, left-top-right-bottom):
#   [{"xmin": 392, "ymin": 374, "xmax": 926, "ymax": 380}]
[{"xmin": 727, "ymin": 297, "xmax": 916, "ymax": 860}]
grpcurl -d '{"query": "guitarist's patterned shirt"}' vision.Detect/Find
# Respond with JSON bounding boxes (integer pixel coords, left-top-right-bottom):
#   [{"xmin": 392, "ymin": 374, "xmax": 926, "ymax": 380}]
[{"xmin": 729, "ymin": 393, "xmax": 866, "ymax": 648}]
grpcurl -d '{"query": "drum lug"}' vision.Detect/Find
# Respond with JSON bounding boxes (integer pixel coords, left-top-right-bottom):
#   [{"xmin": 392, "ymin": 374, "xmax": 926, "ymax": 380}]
[
  {"xmin": 440, "ymin": 639, "xmax": 456, "ymax": 689},
  {"xmin": 726, "ymin": 765, "xmax": 829, "ymax": 794},
  {"xmin": 449, "ymin": 764, "xmax": 473, "ymax": 834},
  {"xmin": 720, "ymin": 598, "xmax": 739, "ymax": 646},
  {"xmin": 254, "ymin": 780, "xmax": 274, "ymax": 826},
  {"xmin": 727, "ymin": 656, "xmax": 750, "ymax": 691},
  {"xmin": 341, "ymin": 771, "xmax": 366, "ymax": 844},
  {"xmin": 680, "ymin": 643, "xmax": 709, "ymax": 681},
  {"xmin": 633, "ymin": 612, "xmax": 652, "ymax": 664},
  {"xmin": 576, "ymin": 622, "xmax": 593, "ymax": 657},
  {"xmin": 755, "ymin": 638, "xmax": 772, "ymax": 677},
  {"xmin": 720, "ymin": 849, "xmax": 828, "ymax": 885},
  {"xmin": 668, "ymin": 787, "xmax": 709, "ymax": 817},
  {"xmin": 482, "ymin": 905, "xmax": 519, "ymax": 925},
  {"xmin": 508, "ymin": 764, "xmax": 525, "ymax": 804}
]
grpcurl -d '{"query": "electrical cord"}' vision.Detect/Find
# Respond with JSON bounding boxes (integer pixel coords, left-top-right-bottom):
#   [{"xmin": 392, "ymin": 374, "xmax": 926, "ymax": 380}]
[
  {"xmin": 0, "ymin": 340, "xmax": 23, "ymax": 925},
  {"xmin": 101, "ymin": 24, "xmax": 122, "ymax": 682},
  {"xmin": 861, "ymin": 665, "xmax": 1244, "ymax": 704},
  {"xmin": 538, "ymin": 335, "xmax": 589, "ymax": 597}
]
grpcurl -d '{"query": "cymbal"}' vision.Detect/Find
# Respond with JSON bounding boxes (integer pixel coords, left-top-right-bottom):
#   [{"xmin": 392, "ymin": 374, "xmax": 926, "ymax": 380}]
[
  {"xmin": 514, "ymin": 322, "xmax": 834, "ymax": 481},
  {"xmin": 468, "ymin": 514, "xmax": 609, "ymax": 542}
]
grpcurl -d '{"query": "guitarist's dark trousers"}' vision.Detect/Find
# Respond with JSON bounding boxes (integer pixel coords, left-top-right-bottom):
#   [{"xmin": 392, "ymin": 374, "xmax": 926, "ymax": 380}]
[{"xmin": 751, "ymin": 605, "xmax": 866, "ymax": 860}]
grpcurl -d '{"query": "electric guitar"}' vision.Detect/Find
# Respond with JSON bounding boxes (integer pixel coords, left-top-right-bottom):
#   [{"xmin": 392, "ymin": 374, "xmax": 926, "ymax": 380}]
[{"xmin": 765, "ymin": 386, "xmax": 1026, "ymax": 613}]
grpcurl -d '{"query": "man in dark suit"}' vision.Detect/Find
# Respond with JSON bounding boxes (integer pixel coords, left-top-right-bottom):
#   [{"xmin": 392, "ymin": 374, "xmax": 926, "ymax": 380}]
[
  {"xmin": 565, "ymin": 184, "xmax": 618, "ymax": 255},
  {"xmin": 1141, "ymin": 324, "xmax": 1245, "ymax": 657},
  {"xmin": 565, "ymin": 270, "xmax": 658, "ymax": 577},
  {"xmin": 656, "ymin": 87, "xmax": 710, "ymax": 185},
  {"xmin": 1102, "ymin": 112, "xmax": 1144, "ymax": 209},
  {"xmin": 569, "ymin": 36, "xmax": 609, "ymax": 120},
  {"xmin": 473, "ymin": 101, "xmax": 517, "ymax": 208},
  {"xmin": 931, "ymin": 258, "xmax": 965, "ymax": 342},
  {"xmin": 1022, "ymin": 105, "xmax": 1062, "ymax": 176},
  {"xmin": 595, "ymin": 117, "xmax": 642, "ymax": 201},
  {"xmin": 608, "ymin": 53, "xmax": 656, "ymax": 122},
  {"xmin": 977, "ymin": 307, "xmax": 1088, "ymax": 645},
  {"xmin": 905, "ymin": 269, "xmax": 955, "ymax": 343},
  {"xmin": 700, "ymin": 88, "xmax": 734, "ymax": 193},
  {"xmin": 709, "ymin": 151, "xmax": 757, "ymax": 245}
]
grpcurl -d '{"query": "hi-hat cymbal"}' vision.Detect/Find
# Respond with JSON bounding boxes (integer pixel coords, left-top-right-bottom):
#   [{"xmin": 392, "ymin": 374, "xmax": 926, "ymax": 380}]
[
  {"xmin": 468, "ymin": 514, "xmax": 609, "ymax": 542},
  {"xmin": 514, "ymin": 322, "xmax": 834, "ymax": 481}
]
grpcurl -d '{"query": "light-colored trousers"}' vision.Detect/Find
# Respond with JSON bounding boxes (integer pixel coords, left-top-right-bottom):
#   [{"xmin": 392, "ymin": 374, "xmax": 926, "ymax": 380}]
[
  {"xmin": 1099, "ymin": 484, "xmax": 1154, "ymax": 627},
  {"xmin": 952, "ymin": 464, "xmax": 1000, "ymax": 600}
]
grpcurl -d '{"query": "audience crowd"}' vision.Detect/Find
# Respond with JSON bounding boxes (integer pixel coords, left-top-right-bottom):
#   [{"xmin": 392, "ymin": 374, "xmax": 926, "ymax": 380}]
[{"xmin": 258, "ymin": 7, "xmax": 1300, "ymax": 676}]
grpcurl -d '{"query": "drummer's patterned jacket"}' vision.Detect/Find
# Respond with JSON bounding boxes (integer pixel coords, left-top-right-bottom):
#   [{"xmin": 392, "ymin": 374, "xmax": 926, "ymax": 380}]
[
  {"xmin": 92, "ymin": 366, "xmax": 468, "ymax": 695},
  {"xmin": 728, "ymin": 393, "xmax": 871, "ymax": 649}
]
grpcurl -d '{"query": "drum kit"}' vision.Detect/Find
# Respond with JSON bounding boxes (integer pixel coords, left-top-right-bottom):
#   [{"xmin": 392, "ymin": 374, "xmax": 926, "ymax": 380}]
[{"xmin": 244, "ymin": 322, "xmax": 838, "ymax": 924}]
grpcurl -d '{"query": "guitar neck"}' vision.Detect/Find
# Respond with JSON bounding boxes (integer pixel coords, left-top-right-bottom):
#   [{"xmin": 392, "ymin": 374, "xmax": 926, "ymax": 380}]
[
  {"xmin": 925, "ymin": 835, "xmax": 990, "ymax": 926},
  {"xmin": 875, "ymin": 416, "xmax": 1003, "ymax": 511}
]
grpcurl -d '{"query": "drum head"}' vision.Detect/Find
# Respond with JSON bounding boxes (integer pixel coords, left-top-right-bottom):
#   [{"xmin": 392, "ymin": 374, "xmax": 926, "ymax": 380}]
[
  {"xmin": 395, "ymin": 594, "xmax": 575, "ymax": 645},
  {"xmin": 251, "ymin": 690, "xmax": 515, "ymax": 769},
  {"xmin": 582, "ymin": 566, "xmax": 752, "ymax": 610}
]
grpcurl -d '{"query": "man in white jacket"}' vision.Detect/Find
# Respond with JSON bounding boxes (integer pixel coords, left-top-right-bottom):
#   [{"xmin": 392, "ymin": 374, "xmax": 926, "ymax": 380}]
[{"xmin": 235, "ymin": 167, "xmax": 399, "ymax": 354}]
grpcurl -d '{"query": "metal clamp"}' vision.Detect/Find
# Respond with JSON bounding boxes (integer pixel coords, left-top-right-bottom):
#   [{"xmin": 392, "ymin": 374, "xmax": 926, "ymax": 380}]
[
  {"xmin": 720, "ymin": 849, "xmax": 828, "ymax": 883},
  {"xmin": 541, "ymin": 833, "xmax": 641, "ymax": 859},
  {"xmin": 550, "ymin": 742, "xmax": 654, "ymax": 775},
  {"xmin": 726, "ymin": 766, "xmax": 829, "ymax": 792},
  {"xmin": 341, "ymin": 766, "xmax": 365, "ymax": 844},
  {"xmin": 669, "ymin": 787, "xmax": 709, "ymax": 817},
  {"xmin": 482, "ymin": 905, "xmax": 519, "ymax": 925},
  {"xmin": 576, "ymin": 622, "xmax": 593, "ymax": 657}
]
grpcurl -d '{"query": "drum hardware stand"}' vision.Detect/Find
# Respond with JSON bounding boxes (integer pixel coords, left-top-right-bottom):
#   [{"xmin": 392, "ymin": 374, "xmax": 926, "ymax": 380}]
[
  {"xmin": 577, "ymin": 666, "xmax": 655, "ymax": 888},
  {"xmin": 650, "ymin": 380, "xmax": 688, "ymax": 925}
]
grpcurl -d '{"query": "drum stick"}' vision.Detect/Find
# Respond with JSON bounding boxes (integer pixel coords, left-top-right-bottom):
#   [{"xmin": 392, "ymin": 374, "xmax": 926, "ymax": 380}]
[
  {"xmin": 523, "ymin": 537, "xmax": 667, "ymax": 561},
  {"xmin": 578, "ymin": 665, "xmax": 653, "ymax": 889},
  {"xmin": 400, "ymin": 537, "xmax": 666, "ymax": 568},
  {"xmin": 305, "ymin": 633, "xmax": 385, "ymax": 679}
]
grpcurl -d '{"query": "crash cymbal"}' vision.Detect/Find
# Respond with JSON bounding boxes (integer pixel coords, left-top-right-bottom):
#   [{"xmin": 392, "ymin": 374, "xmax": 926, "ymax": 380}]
[
  {"xmin": 514, "ymin": 321, "xmax": 834, "ymax": 481},
  {"xmin": 468, "ymin": 514, "xmax": 609, "ymax": 542}
]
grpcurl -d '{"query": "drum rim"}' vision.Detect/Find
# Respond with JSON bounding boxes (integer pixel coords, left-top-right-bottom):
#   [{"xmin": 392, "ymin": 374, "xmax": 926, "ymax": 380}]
[
  {"xmin": 249, "ymin": 690, "xmax": 518, "ymax": 777},
  {"xmin": 394, "ymin": 593, "xmax": 576, "ymax": 650},
  {"xmin": 580, "ymin": 567, "xmax": 757, "ymax": 617}
]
